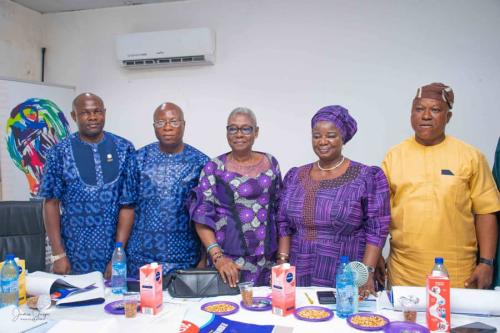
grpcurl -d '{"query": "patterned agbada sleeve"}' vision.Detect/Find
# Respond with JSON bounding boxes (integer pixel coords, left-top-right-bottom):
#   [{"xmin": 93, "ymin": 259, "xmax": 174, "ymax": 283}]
[
  {"xmin": 37, "ymin": 145, "xmax": 64, "ymax": 200},
  {"xmin": 363, "ymin": 166, "xmax": 391, "ymax": 248},
  {"xmin": 276, "ymin": 167, "xmax": 299, "ymax": 237},
  {"xmin": 494, "ymin": 137, "xmax": 500, "ymax": 189},
  {"xmin": 189, "ymin": 160, "xmax": 218, "ymax": 230},
  {"xmin": 119, "ymin": 142, "xmax": 137, "ymax": 207}
]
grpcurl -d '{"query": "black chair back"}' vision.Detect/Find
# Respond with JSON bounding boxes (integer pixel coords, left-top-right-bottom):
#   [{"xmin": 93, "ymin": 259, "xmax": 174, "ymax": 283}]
[{"xmin": 0, "ymin": 200, "xmax": 46, "ymax": 272}]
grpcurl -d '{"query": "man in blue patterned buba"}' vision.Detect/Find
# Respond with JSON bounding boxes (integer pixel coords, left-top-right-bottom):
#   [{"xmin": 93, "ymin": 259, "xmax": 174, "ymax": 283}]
[
  {"xmin": 126, "ymin": 102, "xmax": 209, "ymax": 278},
  {"xmin": 39, "ymin": 93, "xmax": 136, "ymax": 277}
]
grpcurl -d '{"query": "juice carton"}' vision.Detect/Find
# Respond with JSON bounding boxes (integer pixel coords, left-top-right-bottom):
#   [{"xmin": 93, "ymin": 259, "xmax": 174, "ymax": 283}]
[
  {"xmin": 426, "ymin": 275, "xmax": 450, "ymax": 332},
  {"xmin": 271, "ymin": 263, "xmax": 296, "ymax": 316},
  {"xmin": 0, "ymin": 258, "xmax": 26, "ymax": 305},
  {"xmin": 140, "ymin": 262, "xmax": 163, "ymax": 315}
]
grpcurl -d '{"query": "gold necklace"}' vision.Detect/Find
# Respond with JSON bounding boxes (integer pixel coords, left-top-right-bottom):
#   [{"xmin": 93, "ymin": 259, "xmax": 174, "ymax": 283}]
[{"xmin": 317, "ymin": 156, "xmax": 345, "ymax": 171}]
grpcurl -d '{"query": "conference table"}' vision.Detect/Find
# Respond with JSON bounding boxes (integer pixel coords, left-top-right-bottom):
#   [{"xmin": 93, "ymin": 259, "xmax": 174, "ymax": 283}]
[{"xmin": 16, "ymin": 286, "xmax": 500, "ymax": 332}]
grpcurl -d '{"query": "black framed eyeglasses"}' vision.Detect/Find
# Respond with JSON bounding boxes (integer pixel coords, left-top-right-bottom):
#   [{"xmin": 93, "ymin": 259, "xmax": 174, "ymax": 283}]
[
  {"xmin": 153, "ymin": 119, "xmax": 184, "ymax": 128},
  {"xmin": 226, "ymin": 125, "xmax": 254, "ymax": 135}
]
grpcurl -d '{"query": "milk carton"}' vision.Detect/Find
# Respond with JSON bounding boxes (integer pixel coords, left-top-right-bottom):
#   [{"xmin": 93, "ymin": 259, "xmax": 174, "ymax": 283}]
[
  {"xmin": 140, "ymin": 262, "xmax": 163, "ymax": 315},
  {"xmin": 0, "ymin": 257, "xmax": 26, "ymax": 305},
  {"xmin": 271, "ymin": 263, "xmax": 296, "ymax": 316},
  {"xmin": 426, "ymin": 275, "xmax": 450, "ymax": 332}
]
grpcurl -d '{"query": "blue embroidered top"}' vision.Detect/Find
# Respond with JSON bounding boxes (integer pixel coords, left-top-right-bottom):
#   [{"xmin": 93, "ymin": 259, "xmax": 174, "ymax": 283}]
[
  {"xmin": 126, "ymin": 143, "xmax": 209, "ymax": 277},
  {"xmin": 38, "ymin": 132, "xmax": 136, "ymax": 274}
]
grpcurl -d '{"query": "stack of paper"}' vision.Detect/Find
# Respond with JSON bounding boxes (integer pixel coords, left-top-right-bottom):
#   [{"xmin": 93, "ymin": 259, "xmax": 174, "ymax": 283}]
[{"xmin": 26, "ymin": 271, "xmax": 105, "ymax": 307}]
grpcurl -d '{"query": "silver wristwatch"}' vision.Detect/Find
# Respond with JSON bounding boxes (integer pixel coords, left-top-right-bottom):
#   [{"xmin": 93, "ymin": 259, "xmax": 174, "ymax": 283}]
[{"xmin": 50, "ymin": 252, "xmax": 67, "ymax": 263}]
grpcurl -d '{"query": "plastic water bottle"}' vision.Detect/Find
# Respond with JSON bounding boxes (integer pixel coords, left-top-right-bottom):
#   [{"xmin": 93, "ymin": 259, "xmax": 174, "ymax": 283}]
[
  {"xmin": 111, "ymin": 242, "xmax": 127, "ymax": 294},
  {"xmin": 1, "ymin": 254, "xmax": 19, "ymax": 307},
  {"xmin": 336, "ymin": 255, "xmax": 355, "ymax": 318},
  {"xmin": 431, "ymin": 257, "xmax": 449, "ymax": 277}
]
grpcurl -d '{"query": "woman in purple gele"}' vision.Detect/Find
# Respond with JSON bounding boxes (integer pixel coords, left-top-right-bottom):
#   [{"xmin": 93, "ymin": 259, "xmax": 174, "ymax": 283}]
[
  {"xmin": 277, "ymin": 105, "xmax": 390, "ymax": 297},
  {"xmin": 190, "ymin": 107, "xmax": 282, "ymax": 287}
]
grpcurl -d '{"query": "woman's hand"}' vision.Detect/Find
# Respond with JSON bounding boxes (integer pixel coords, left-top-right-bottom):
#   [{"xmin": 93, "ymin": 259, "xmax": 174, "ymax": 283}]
[
  {"xmin": 358, "ymin": 273, "xmax": 376, "ymax": 299},
  {"xmin": 214, "ymin": 256, "xmax": 240, "ymax": 287}
]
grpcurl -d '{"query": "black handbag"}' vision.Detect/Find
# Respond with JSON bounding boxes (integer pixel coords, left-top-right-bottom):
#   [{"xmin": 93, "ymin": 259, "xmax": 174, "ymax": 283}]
[{"xmin": 166, "ymin": 268, "xmax": 240, "ymax": 298}]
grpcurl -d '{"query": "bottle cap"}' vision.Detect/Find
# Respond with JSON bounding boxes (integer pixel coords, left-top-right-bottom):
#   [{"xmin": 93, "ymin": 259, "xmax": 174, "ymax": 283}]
[
  {"xmin": 150, "ymin": 262, "xmax": 158, "ymax": 268},
  {"xmin": 5, "ymin": 253, "xmax": 14, "ymax": 260},
  {"xmin": 116, "ymin": 242, "xmax": 123, "ymax": 248},
  {"xmin": 434, "ymin": 257, "xmax": 444, "ymax": 264},
  {"xmin": 340, "ymin": 255, "xmax": 349, "ymax": 264}
]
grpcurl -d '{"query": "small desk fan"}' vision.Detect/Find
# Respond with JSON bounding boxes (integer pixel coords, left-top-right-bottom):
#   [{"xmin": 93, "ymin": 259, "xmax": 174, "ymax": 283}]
[{"xmin": 346, "ymin": 261, "xmax": 369, "ymax": 287}]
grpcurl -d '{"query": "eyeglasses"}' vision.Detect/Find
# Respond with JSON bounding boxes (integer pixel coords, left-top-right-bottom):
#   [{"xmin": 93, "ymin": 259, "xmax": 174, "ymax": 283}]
[
  {"xmin": 226, "ymin": 125, "xmax": 254, "ymax": 135},
  {"xmin": 153, "ymin": 120, "xmax": 184, "ymax": 128}
]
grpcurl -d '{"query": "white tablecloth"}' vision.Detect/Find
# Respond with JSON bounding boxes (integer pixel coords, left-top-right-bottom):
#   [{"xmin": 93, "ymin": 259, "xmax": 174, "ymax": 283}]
[{"xmin": 15, "ymin": 286, "xmax": 500, "ymax": 332}]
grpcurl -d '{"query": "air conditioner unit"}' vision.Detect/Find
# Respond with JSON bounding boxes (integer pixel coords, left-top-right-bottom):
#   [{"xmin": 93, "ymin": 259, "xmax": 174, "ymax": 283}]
[{"xmin": 115, "ymin": 28, "xmax": 215, "ymax": 69}]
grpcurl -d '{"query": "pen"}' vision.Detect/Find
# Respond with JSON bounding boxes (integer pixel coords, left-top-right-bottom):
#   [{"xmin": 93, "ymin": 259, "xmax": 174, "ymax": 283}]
[{"xmin": 304, "ymin": 292, "xmax": 314, "ymax": 304}]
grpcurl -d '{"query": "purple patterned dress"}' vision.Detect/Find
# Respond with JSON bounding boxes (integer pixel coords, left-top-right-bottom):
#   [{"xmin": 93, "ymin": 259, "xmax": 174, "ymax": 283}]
[
  {"xmin": 190, "ymin": 153, "xmax": 282, "ymax": 286},
  {"xmin": 277, "ymin": 161, "xmax": 390, "ymax": 287}
]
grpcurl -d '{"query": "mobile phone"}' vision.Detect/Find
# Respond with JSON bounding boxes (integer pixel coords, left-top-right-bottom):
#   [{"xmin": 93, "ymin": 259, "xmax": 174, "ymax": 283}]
[
  {"xmin": 451, "ymin": 322, "xmax": 497, "ymax": 333},
  {"xmin": 316, "ymin": 291, "xmax": 336, "ymax": 304}
]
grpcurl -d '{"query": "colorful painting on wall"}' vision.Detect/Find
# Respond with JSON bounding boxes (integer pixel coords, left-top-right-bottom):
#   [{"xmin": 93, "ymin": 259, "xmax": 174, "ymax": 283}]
[{"xmin": 5, "ymin": 98, "xmax": 70, "ymax": 197}]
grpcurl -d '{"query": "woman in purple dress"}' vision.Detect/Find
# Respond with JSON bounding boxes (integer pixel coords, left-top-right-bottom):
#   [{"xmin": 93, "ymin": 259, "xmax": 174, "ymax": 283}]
[
  {"xmin": 277, "ymin": 105, "xmax": 390, "ymax": 296},
  {"xmin": 190, "ymin": 108, "xmax": 282, "ymax": 287}
]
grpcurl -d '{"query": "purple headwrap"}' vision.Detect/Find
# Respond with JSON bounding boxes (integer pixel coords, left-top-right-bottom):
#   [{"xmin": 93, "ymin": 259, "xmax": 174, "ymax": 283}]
[{"xmin": 311, "ymin": 105, "xmax": 358, "ymax": 144}]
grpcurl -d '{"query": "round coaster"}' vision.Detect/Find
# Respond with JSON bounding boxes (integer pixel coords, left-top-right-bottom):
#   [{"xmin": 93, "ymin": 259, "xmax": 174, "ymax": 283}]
[
  {"xmin": 384, "ymin": 321, "xmax": 429, "ymax": 333},
  {"xmin": 294, "ymin": 306, "xmax": 334, "ymax": 322},
  {"xmin": 104, "ymin": 300, "xmax": 126, "ymax": 315},
  {"xmin": 201, "ymin": 301, "xmax": 239, "ymax": 316},
  {"xmin": 240, "ymin": 297, "xmax": 272, "ymax": 311},
  {"xmin": 104, "ymin": 300, "xmax": 140, "ymax": 315},
  {"xmin": 347, "ymin": 313, "xmax": 390, "ymax": 331}
]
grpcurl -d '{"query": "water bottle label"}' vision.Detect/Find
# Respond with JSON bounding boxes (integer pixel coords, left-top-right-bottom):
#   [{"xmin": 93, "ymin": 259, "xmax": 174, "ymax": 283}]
[
  {"xmin": 111, "ymin": 261, "xmax": 127, "ymax": 294},
  {"xmin": 112, "ymin": 263, "xmax": 126, "ymax": 274}
]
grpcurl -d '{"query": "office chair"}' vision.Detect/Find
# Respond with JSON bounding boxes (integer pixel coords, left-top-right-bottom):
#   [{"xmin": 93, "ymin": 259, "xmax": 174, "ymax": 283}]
[{"xmin": 0, "ymin": 200, "xmax": 47, "ymax": 272}]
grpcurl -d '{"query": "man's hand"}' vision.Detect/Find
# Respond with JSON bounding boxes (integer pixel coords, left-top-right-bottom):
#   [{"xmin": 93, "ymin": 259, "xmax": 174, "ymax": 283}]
[
  {"xmin": 196, "ymin": 258, "xmax": 207, "ymax": 268},
  {"xmin": 374, "ymin": 256, "xmax": 387, "ymax": 289},
  {"xmin": 214, "ymin": 256, "xmax": 240, "ymax": 288},
  {"xmin": 53, "ymin": 257, "xmax": 71, "ymax": 275},
  {"xmin": 464, "ymin": 263, "xmax": 493, "ymax": 289},
  {"xmin": 104, "ymin": 261, "xmax": 113, "ymax": 280}
]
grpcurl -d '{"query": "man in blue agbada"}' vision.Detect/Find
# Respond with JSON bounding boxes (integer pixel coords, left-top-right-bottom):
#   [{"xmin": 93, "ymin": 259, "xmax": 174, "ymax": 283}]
[
  {"xmin": 126, "ymin": 102, "xmax": 209, "ymax": 278},
  {"xmin": 39, "ymin": 93, "xmax": 136, "ymax": 277}
]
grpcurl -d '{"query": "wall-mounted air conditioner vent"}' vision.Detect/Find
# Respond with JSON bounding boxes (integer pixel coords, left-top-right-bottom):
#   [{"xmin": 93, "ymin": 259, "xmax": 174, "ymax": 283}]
[
  {"xmin": 115, "ymin": 28, "xmax": 215, "ymax": 69},
  {"xmin": 122, "ymin": 55, "xmax": 208, "ymax": 67}
]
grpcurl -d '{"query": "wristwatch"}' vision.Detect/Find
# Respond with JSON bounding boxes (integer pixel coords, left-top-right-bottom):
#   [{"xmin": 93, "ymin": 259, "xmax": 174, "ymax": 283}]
[
  {"xmin": 479, "ymin": 257, "xmax": 495, "ymax": 267},
  {"xmin": 50, "ymin": 252, "xmax": 67, "ymax": 263},
  {"xmin": 366, "ymin": 265, "xmax": 376, "ymax": 273}
]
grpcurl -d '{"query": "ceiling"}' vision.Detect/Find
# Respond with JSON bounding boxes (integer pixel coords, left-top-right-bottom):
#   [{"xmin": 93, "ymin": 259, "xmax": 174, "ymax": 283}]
[{"xmin": 11, "ymin": 0, "xmax": 185, "ymax": 14}]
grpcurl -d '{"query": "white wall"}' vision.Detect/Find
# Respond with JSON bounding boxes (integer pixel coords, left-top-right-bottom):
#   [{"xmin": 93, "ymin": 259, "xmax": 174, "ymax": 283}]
[
  {"xmin": 39, "ymin": 0, "xmax": 500, "ymax": 173},
  {"xmin": 0, "ymin": 0, "xmax": 43, "ymax": 81}
]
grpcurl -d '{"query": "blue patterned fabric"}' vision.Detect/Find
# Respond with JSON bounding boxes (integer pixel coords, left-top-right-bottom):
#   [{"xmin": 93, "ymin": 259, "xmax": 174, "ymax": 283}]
[
  {"xmin": 126, "ymin": 143, "xmax": 209, "ymax": 278},
  {"xmin": 38, "ymin": 132, "xmax": 136, "ymax": 274}
]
